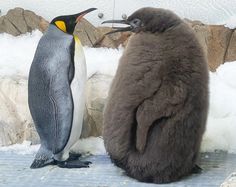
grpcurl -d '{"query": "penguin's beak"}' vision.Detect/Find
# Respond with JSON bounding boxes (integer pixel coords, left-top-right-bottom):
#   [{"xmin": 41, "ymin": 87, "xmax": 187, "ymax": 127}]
[
  {"xmin": 75, "ymin": 8, "xmax": 97, "ymax": 23},
  {"xmin": 102, "ymin": 19, "xmax": 133, "ymax": 35}
]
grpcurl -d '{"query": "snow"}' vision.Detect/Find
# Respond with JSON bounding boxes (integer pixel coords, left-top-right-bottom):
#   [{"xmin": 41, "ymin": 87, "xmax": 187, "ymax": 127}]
[
  {"xmin": 0, "ymin": 137, "xmax": 106, "ymax": 156},
  {"xmin": 201, "ymin": 62, "xmax": 236, "ymax": 153},
  {"xmin": 84, "ymin": 47, "xmax": 121, "ymax": 78},
  {"xmin": 0, "ymin": 31, "xmax": 121, "ymax": 79},
  {"xmin": 0, "ymin": 30, "xmax": 236, "ymax": 154},
  {"xmin": 71, "ymin": 137, "xmax": 106, "ymax": 155},
  {"xmin": 0, "ymin": 30, "xmax": 42, "ymax": 78},
  {"xmin": 224, "ymin": 16, "xmax": 236, "ymax": 29},
  {"xmin": 0, "ymin": 141, "xmax": 39, "ymax": 155}
]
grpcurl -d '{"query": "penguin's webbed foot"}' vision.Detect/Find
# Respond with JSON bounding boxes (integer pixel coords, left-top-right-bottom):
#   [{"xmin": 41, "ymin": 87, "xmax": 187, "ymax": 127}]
[{"xmin": 57, "ymin": 159, "xmax": 92, "ymax": 168}]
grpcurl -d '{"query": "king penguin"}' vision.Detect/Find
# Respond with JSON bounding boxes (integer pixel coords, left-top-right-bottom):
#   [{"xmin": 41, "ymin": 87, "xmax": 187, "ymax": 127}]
[
  {"xmin": 102, "ymin": 7, "xmax": 209, "ymax": 183},
  {"xmin": 28, "ymin": 8, "xmax": 97, "ymax": 168}
]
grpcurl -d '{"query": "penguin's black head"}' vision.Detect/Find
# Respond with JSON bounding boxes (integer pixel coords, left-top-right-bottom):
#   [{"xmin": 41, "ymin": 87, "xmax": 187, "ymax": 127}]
[
  {"xmin": 102, "ymin": 7, "xmax": 181, "ymax": 34},
  {"xmin": 51, "ymin": 8, "xmax": 97, "ymax": 34}
]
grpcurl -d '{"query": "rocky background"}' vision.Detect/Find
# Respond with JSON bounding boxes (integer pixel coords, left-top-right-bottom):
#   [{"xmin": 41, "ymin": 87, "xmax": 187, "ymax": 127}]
[{"xmin": 0, "ymin": 8, "xmax": 236, "ymax": 146}]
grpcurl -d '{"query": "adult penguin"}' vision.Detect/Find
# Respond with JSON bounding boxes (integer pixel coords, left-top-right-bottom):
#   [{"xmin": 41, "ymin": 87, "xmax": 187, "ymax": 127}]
[
  {"xmin": 28, "ymin": 8, "xmax": 96, "ymax": 169},
  {"xmin": 102, "ymin": 7, "xmax": 209, "ymax": 183}
]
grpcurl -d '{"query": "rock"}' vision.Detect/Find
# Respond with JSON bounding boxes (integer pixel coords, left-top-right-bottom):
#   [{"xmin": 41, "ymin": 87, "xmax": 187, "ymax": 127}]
[
  {"xmin": 207, "ymin": 25, "xmax": 233, "ymax": 71},
  {"xmin": 96, "ymin": 35, "xmax": 117, "ymax": 48},
  {"xmin": 0, "ymin": 73, "xmax": 114, "ymax": 146},
  {"xmin": 0, "ymin": 121, "xmax": 21, "ymax": 146},
  {"xmin": 85, "ymin": 73, "xmax": 113, "ymax": 137},
  {"xmin": 96, "ymin": 27, "xmax": 132, "ymax": 48},
  {"xmin": 38, "ymin": 17, "xmax": 49, "ymax": 32},
  {"xmin": 23, "ymin": 10, "xmax": 40, "ymax": 32},
  {"xmin": 23, "ymin": 122, "xmax": 39, "ymax": 145},
  {"xmin": 0, "ymin": 7, "xmax": 49, "ymax": 36},
  {"xmin": 225, "ymin": 30, "xmax": 236, "ymax": 62},
  {"xmin": 0, "ymin": 16, "xmax": 21, "ymax": 36},
  {"xmin": 0, "ymin": 77, "xmax": 30, "ymax": 145},
  {"xmin": 80, "ymin": 107, "xmax": 96, "ymax": 138},
  {"xmin": 6, "ymin": 8, "xmax": 28, "ymax": 34},
  {"xmin": 74, "ymin": 18, "xmax": 102, "ymax": 47},
  {"xmin": 186, "ymin": 19, "xmax": 208, "ymax": 56},
  {"xmin": 186, "ymin": 20, "xmax": 234, "ymax": 71}
]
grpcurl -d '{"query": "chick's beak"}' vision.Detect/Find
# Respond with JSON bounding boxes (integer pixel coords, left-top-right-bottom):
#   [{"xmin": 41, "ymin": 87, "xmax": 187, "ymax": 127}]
[
  {"xmin": 102, "ymin": 19, "xmax": 133, "ymax": 35},
  {"xmin": 75, "ymin": 8, "xmax": 97, "ymax": 23}
]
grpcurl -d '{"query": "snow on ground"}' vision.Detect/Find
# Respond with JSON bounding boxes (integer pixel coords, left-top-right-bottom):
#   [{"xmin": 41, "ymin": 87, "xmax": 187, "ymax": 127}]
[
  {"xmin": 71, "ymin": 137, "xmax": 106, "ymax": 155},
  {"xmin": 201, "ymin": 62, "xmax": 236, "ymax": 153},
  {"xmin": 0, "ymin": 30, "xmax": 236, "ymax": 154},
  {"xmin": 0, "ymin": 137, "xmax": 106, "ymax": 155},
  {"xmin": 0, "ymin": 141, "xmax": 39, "ymax": 154}
]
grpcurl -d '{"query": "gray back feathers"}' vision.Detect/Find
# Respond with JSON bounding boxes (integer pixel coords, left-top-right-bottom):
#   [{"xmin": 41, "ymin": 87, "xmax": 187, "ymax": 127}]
[{"xmin": 28, "ymin": 25, "xmax": 75, "ymax": 154}]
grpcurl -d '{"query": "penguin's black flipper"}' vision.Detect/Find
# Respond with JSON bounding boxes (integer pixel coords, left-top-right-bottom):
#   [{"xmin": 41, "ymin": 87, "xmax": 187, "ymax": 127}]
[
  {"xmin": 57, "ymin": 159, "xmax": 92, "ymax": 168},
  {"xmin": 191, "ymin": 164, "xmax": 202, "ymax": 174}
]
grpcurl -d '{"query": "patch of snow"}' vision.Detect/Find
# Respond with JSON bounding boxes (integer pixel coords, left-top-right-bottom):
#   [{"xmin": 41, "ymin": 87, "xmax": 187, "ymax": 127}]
[
  {"xmin": 201, "ymin": 62, "xmax": 236, "ymax": 153},
  {"xmin": 0, "ymin": 30, "xmax": 42, "ymax": 78},
  {"xmin": 84, "ymin": 46, "xmax": 122, "ymax": 78},
  {"xmin": 0, "ymin": 138, "xmax": 106, "ymax": 156},
  {"xmin": 71, "ymin": 137, "xmax": 106, "ymax": 155},
  {"xmin": 201, "ymin": 116, "xmax": 236, "ymax": 153},
  {"xmin": 224, "ymin": 16, "xmax": 236, "ymax": 29},
  {"xmin": 0, "ymin": 31, "xmax": 121, "ymax": 78},
  {"xmin": 0, "ymin": 141, "xmax": 39, "ymax": 155}
]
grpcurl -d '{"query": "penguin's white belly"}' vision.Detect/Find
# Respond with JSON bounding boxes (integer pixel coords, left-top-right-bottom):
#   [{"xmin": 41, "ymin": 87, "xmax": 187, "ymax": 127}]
[{"xmin": 56, "ymin": 39, "xmax": 86, "ymax": 161}]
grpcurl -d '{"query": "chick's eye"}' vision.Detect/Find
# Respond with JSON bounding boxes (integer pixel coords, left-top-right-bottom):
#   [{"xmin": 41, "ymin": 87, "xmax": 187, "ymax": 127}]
[
  {"xmin": 133, "ymin": 19, "xmax": 139, "ymax": 24},
  {"xmin": 131, "ymin": 18, "xmax": 142, "ymax": 26}
]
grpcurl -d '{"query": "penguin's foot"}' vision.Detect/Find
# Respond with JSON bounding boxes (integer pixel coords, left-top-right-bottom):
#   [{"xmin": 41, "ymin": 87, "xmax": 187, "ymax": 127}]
[
  {"xmin": 56, "ymin": 159, "xmax": 92, "ymax": 168},
  {"xmin": 68, "ymin": 152, "xmax": 82, "ymax": 161},
  {"xmin": 191, "ymin": 164, "xmax": 202, "ymax": 174}
]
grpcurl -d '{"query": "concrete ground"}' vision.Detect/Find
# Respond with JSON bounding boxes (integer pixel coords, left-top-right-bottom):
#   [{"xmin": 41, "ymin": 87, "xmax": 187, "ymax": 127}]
[{"xmin": 0, "ymin": 151, "xmax": 235, "ymax": 187}]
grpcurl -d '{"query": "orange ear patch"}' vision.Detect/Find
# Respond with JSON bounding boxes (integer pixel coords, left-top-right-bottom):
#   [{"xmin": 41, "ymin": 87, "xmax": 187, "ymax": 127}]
[{"xmin": 55, "ymin": 21, "xmax": 67, "ymax": 32}]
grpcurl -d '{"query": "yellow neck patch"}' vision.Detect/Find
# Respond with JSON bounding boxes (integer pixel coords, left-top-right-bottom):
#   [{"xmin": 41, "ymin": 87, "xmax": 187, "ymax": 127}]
[
  {"xmin": 73, "ymin": 35, "xmax": 81, "ymax": 44},
  {"xmin": 55, "ymin": 21, "xmax": 67, "ymax": 32}
]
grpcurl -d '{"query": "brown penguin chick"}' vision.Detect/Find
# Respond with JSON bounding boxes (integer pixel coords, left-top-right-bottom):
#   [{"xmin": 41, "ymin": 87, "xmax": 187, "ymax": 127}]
[{"xmin": 102, "ymin": 7, "xmax": 209, "ymax": 184}]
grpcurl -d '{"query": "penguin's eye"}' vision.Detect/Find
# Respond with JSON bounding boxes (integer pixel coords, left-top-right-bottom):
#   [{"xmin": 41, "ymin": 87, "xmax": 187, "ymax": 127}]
[{"xmin": 130, "ymin": 18, "xmax": 142, "ymax": 28}]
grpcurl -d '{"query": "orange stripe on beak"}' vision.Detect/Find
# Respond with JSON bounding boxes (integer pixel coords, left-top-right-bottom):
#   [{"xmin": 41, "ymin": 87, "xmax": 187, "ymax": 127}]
[
  {"xmin": 75, "ymin": 8, "xmax": 97, "ymax": 23},
  {"xmin": 76, "ymin": 13, "xmax": 86, "ymax": 23}
]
